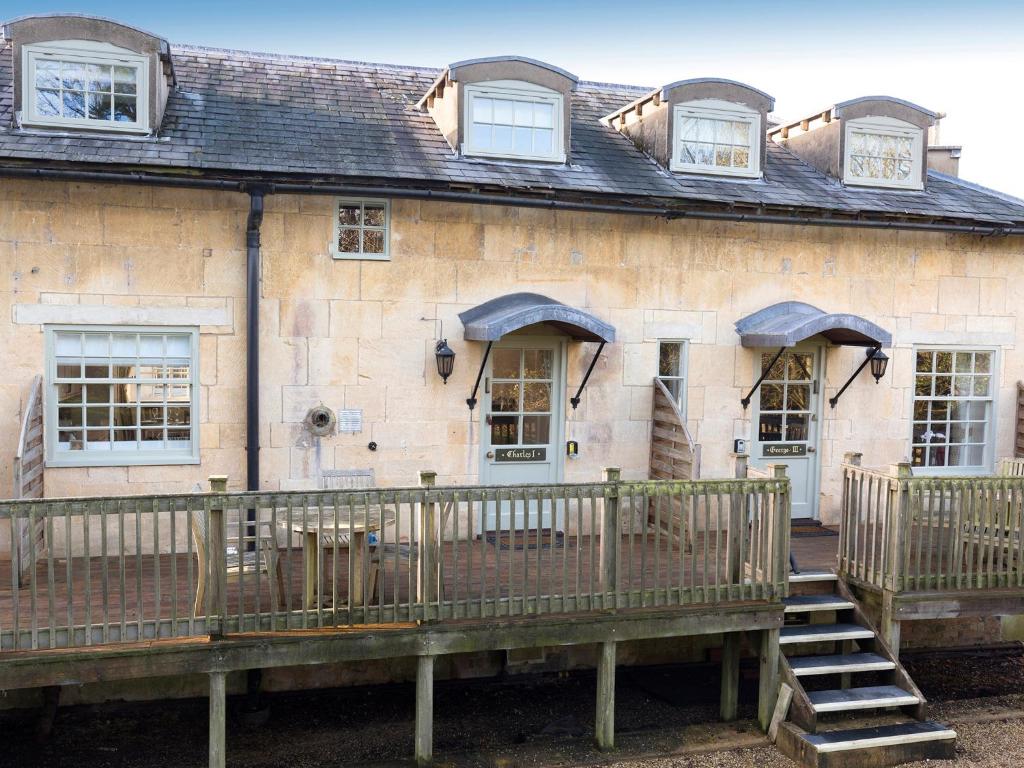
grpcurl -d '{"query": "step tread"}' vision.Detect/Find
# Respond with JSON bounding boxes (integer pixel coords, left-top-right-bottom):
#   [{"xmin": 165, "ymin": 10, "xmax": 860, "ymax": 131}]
[
  {"xmin": 780, "ymin": 623, "xmax": 875, "ymax": 644},
  {"xmin": 801, "ymin": 720, "xmax": 956, "ymax": 752},
  {"xmin": 789, "ymin": 570, "xmax": 838, "ymax": 583},
  {"xmin": 808, "ymin": 685, "xmax": 919, "ymax": 713},
  {"xmin": 783, "ymin": 595, "xmax": 856, "ymax": 613},
  {"xmin": 788, "ymin": 652, "xmax": 895, "ymax": 676}
]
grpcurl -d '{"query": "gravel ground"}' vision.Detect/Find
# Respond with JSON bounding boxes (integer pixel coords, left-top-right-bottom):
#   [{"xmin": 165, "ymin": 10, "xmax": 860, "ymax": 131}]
[{"xmin": 4, "ymin": 647, "xmax": 1024, "ymax": 767}]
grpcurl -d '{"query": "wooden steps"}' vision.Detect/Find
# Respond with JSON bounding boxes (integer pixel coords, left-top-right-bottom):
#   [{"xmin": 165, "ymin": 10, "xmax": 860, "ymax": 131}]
[
  {"xmin": 807, "ymin": 685, "xmax": 919, "ymax": 714},
  {"xmin": 773, "ymin": 573, "xmax": 955, "ymax": 768},
  {"xmin": 788, "ymin": 653, "xmax": 895, "ymax": 677}
]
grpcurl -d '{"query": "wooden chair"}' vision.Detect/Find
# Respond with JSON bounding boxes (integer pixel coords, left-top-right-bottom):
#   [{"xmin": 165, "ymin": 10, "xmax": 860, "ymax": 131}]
[
  {"xmin": 318, "ymin": 469, "xmax": 412, "ymax": 603},
  {"xmin": 190, "ymin": 508, "xmax": 284, "ymax": 617}
]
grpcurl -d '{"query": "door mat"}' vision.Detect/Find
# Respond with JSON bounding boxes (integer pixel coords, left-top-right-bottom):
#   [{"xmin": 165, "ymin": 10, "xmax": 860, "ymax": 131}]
[
  {"xmin": 790, "ymin": 520, "xmax": 839, "ymax": 538},
  {"xmin": 484, "ymin": 530, "xmax": 565, "ymax": 551}
]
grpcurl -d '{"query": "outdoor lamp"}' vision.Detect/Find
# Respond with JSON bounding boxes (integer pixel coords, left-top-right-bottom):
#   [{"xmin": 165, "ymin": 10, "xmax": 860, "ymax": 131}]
[
  {"xmin": 869, "ymin": 348, "xmax": 889, "ymax": 383},
  {"xmin": 435, "ymin": 339, "xmax": 455, "ymax": 384}
]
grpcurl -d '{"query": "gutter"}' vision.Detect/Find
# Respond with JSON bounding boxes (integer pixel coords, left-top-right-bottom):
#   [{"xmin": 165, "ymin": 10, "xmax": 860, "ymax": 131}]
[{"xmin": 1, "ymin": 165, "xmax": 1022, "ymax": 236}]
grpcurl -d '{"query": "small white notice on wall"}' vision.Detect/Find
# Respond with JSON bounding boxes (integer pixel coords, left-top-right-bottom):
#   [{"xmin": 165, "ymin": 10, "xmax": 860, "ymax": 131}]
[{"xmin": 338, "ymin": 409, "xmax": 363, "ymax": 433}]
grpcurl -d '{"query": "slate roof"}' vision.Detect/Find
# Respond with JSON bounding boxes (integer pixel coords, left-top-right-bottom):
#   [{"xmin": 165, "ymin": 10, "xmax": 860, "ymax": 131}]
[{"xmin": 2, "ymin": 40, "xmax": 1024, "ymax": 227}]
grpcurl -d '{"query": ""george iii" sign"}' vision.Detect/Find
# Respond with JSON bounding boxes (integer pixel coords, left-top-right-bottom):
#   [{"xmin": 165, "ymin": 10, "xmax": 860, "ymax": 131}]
[
  {"xmin": 494, "ymin": 447, "xmax": 547, "ymax": 462},
  {"xmin": 762, "ymin": 443, "xmax": 807, "ymax": 457}
]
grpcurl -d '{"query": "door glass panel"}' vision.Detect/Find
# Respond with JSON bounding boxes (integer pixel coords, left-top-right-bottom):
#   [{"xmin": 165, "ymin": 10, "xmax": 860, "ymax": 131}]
[
  {"xmin": 522, "ymin": 415, "xmax": 550, "ymax": 445},
  {"xmin": 490, "ymin": 415, "xmax": 518, "ymax": 445},
  {"xmin": 761, "ymin": 384, "xmax": 784, "ymax": 410},
  {"xmin": 757, "ymin": 350, "xmax": 816, "ymax": 445},
  {"xmin": 761, "ymin": 353, "xmax": 786, "ymax": 379},
  {"xmin": 492, "ymin": 349, "xmax": 521, "ymax": 379},
  {"xmin": 522, "ymin": 382, "xmax": 551, "ymax": 412},
  {"xmin": 523, "ymin": 349, "xmax": 553, "ymax": 379},
  {"xmin": 787, "ymin": 385, "xmax": 810, "ymax": 411},
  {"xmin": 759, "ymin": 414, "xmax": 783, "ymax": 441},
  {"xmin": 491, "ymin": 383, "xmax": 520, "ymax": 412},
  {"xmin": 788, "ymin": 354, "xmax": 813, "ymax": 381},
  {"xmin": 787, "ymin": 414, "xmax": 809, "ymax": 441}
]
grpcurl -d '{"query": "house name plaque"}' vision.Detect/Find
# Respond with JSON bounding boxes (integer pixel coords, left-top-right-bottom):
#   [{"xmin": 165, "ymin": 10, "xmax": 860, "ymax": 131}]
[
  {"xmin": 762, "ymin": 443, "xmax": 807, "ymax": 457},
  {"xmin": 494, "ymin": 447, "xmax": 547, "ymax": 462}
]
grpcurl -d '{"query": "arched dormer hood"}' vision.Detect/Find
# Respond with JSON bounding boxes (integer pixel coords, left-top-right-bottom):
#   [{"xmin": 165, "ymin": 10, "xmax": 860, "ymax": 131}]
[
  {"xmin": 605, "ymin": 78, "xmax": 774, "ymax": 179},
  {"xmin": 418, "ymin": 55, "xmax": 578, "ymax": 163},
  {"xmin": 3, "ymin": 13, "xmax": 174, "ymax": 134}
]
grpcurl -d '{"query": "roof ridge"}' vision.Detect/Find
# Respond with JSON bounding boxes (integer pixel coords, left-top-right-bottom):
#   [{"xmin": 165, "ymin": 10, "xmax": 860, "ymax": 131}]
[{"xmin": 170, "ymin": 43, "xmax": 442, "ymax": 75}]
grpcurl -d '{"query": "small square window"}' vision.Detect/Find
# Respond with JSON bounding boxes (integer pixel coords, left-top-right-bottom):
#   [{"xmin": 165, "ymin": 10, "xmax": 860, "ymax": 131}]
[
  {"xmin": 462, "ymin": 83, "xmax": 565, "ymax": 163},
  {"xmin": 843, "ymin": 118, "xmax": 923, "ymax": 190},
  {"xmin": 332, "ymin": 199, "xmax": 390, "ymax": 261},
  {"xmin": 671, "ymin": 101, "xmax": 761, "ymax": 178}
]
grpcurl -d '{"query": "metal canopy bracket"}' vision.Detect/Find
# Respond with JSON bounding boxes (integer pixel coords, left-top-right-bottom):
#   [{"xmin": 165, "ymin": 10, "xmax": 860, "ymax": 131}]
[
  {"xmin": 466, "ymin": 341, "xmax": 493, "ymax": 411},
  {"xmin": 570, "ymin": 342, "xmax": 606, "ymax": 410},
  {"xmin": 741, "ymin": 347, "xmax": 786, "ymax": 410},
  {"xmin": 828, "ymin": 346, "xmax": 881, "ymax": 409}
]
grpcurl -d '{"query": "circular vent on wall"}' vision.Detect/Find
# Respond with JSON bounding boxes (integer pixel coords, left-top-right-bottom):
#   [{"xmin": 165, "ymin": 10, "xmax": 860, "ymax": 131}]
[{"xmin": 305, "ymin": 405, "xmax": 336, "ymax": 437}]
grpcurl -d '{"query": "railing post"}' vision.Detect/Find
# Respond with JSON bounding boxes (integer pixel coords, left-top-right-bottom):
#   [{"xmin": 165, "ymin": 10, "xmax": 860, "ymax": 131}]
[
  {"xmin": 839, "ymin": 452, "xmax": 862, "ymax": 579},
  {"xmin": 768, "ymin": 464, "xmax": 790, "ymax": 597},
  {"xmin": 881, "ymin": 461, "xmax": 912, "ymax": 658},
  {"xmin": 208, "ymin": 475, "xmax": 228, "ymax": 638},
  {"xmin": 418, "ymin": 470, "xmax": 438, "ymax": 621},
  {"xmin": 601, "ymin": 468, "xmax": 621, "ymax": 609},
  {"xmin": 728, "ymin": 453, "xmax": 747, "ymax": 592}
]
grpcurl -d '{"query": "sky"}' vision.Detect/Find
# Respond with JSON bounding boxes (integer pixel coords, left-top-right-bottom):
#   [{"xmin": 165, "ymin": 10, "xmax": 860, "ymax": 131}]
[{"xmin": 6, "ymin": 1, "xmax": 1024, "ymax": 198}]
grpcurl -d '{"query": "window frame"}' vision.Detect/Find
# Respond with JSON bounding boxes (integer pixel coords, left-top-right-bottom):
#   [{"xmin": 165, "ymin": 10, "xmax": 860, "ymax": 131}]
[
  {"xmin": 461, "ymin": 81, "xmax": 566, "ymax": 163},
  {"xmin": 670, "ymin": 99, "xmax": 761, "ymax": 178},
  {"xmin": 657, "ymin": 339, "xmax": 689, "ymax": 419},
  {"xmin": 909, "ymin": 345, "xmax": 998, "ymax": 476},
  {"xmin": 331, "ymin": 197, "xmax": 391, "ymax": 261},
  {"xmin": 843, "ymin": 116, "xmax": 924, "ymax": 191},
  {"xmin": 44, "ymin": 325, "xmax": 200, "ymax": 468},
  {"xmin": 21, "ymin": 40, "xmax": 150, "ymax": 134}
]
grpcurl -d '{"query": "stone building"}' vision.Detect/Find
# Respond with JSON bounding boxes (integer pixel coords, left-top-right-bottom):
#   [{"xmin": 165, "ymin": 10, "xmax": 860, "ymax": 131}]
[{"xmin": 2, "ymin": 12, "xmax": 1024, "ymax": 529}]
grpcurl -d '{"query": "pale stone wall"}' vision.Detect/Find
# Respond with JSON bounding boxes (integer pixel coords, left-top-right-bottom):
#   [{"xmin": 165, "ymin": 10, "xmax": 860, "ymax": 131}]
[{"xmin": 2, "ymin": 179, "xmax": 1023, "ymax": 529}]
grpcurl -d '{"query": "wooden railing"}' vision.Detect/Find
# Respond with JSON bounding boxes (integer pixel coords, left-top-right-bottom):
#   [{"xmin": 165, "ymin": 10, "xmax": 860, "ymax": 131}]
[
  {"xmin": 649, "ymin": 377, "xmax": 700, "ymax": 481},
  {"xmin": 839, "ymin": 455, "xmax": 1024, "ymax": 593},
  {"xmin": 12, "ymin": 375, "xmax": 45, "ymax": 588},
  {"xmin": 0, "ymin": 471, "xmax": 790, "ymax": 652}
]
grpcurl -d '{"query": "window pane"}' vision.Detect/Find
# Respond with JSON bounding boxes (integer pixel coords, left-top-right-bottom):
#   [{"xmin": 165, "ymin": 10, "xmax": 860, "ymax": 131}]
[
  {"xmin": 787, "ymin": 385, "xmax": 810, "ymax": 411},
  {"xmin": 492, "ymin": 125, "xmax": 513, "ymax": 151},
  {"xmin": 513, "ymin": 126, "xmax": 532, "ymax": 154},
  {"xmin": 87, "ymin": 64, "xmax": 111, "ymax": 92},
  {"xmin": 733, "ymin": 147, "xmax": 750, "ymax": 168},
  {"xmin": 533, "ymin": 102, "xmax": 553, "ymax": 128},
  {"xmin": 659, "ymin": 343, "xmax": 681, "ymax": 378},
  {"xmin": 88, "ymin": 93, "xmax": 112, "ymax": 120},
  {"xmin": 761, "ymin": 353, "xmax": 786, "ymax": 379},
  {"xmin": 37, "ymin": 89, "xmax": 61, "ymax": 116},
  {"xmin": 338, "ymin": 205, "xmax": 361, "ymax": 226},
  {"xmin": 472, "ymin": 97, "xmax": 492, "ymax": 123},
  {"xmin": 490, "ymin": 415, "xmax": 518, "ymax": 445},
  {"xmin": 533, "ymin": 128, "xmax": 553, "ymax": 155},
  {"xmin": 36, "ymin": 60, "xmax": 60, "ymax": 88},
  {"xmin": 788, "ymin": 354, "xmax": 813, "ymax": 381},
  {"xmin": 113, "ymin": 95, "xmax": 137, "ymax": 123},
  {"xmin": 63, "ymin": 90, "xmax": 85, "ymax": 118},
  {"xmin": 363, "ymin": 230, "xmax": 384, "ymax": 254},
  {"xmin": 492, "ymin": 349, "xmax": 520, "ymax": 379},
  {"xmin": 113, "ymin": 66, "xmax": 137, "ymax": 95},
  {"xmin": 514, "ymin": 101, "xmax": 533, "ymax": 125},
  {"xmin": 338, "ymin": 228, "xmax": 360, "ymax": 253},
  {"xmin": 760, "ymin": 384, "xmax": 783, "ymax": 410},
  {"xmin": 61, "ymin": 61, "xmax": 85, "ymax": 90},
  {"xmin": 522, "ymin": 383, "xmax": 551, "ymax": 413},
  {"xmin": 759, "ymin": 414, "xmax": 783, "ymax": 441},
  {"xmin": 916, "ymin": 351, "xmax": 933, "ymax": 372},
  {"xmin": 522, "ymin": 350, "xmax": 552, "ymax": 379},
  {"xmin": 679, "ymin": 116, "xmax": 697, "ymax": 140},
  {"xmin": 491, "ymin": 383, "xmax": 519, "ymax": 412},
  {"xmin": 493, "ymin": 100, "xmax": 513, "ymax": 124},
  {"xmin": 363, "ymin": 205, "xmax": 386, "ymax": 227},
  {"xmin": 522, "ymin": 415, "xmax": 550, "ymax": 445},
  {"xmin": 975, "ymin": 353, "xmax": 991, "ymax": 373},
  {"xmin": 786, "ymin": 414, "xmax": 809, "ymax": 441}
]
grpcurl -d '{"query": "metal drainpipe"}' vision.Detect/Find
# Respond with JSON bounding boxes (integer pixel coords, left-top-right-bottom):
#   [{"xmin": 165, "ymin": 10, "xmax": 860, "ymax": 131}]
[{"xmin": 246, "ymin": 188, "xmax": 265, "ymax": 493}]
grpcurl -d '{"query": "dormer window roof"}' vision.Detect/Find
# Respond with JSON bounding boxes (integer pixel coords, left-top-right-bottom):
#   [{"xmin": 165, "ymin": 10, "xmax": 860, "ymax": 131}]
[
  {"xmin": 769, "ymin": 96, "xmax": 937, "ymax": 191},
  {"xmin": 5, "ymin": 14, "xmax": 174, "ymax": 136},
  {"xmin": 605, "ymin": 78, "xmax": 774, "ymax": 180},
  {"xmin": 419, "ymin": 56, "xmax": 577, "ymax": 164},
  {"xmin": 22, "ymin": 40, "xmax": 149, "ymax": 132}
]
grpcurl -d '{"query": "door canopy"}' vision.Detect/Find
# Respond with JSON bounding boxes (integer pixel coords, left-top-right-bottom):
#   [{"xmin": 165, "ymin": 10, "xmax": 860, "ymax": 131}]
[
  {"xmin": 735, "ymin": 301, "xmax": 891, "ymax": 348},
  {"xmin": 459, "ymin": 293, "xmax": 615, "ymax": 343}
]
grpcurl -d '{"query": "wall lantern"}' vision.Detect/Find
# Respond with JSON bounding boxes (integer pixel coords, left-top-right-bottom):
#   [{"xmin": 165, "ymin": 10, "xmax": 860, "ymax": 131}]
[
  {"xmin": 869, "ymin": 348, "xmax": 889, "ymax": 383},
  {"xmin": 435, "ymin": 339, "xmax": 455, "ymax": 384},
  {"xmin": 829, "ymin": 345, "xmax": 889, "ymax": 408}
]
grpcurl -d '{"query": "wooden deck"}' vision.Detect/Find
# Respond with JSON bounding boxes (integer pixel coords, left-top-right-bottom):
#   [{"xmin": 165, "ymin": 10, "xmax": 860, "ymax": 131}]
[{"xmin": 0, "ymin": 529, "xmax": 826, "ymax": 650}]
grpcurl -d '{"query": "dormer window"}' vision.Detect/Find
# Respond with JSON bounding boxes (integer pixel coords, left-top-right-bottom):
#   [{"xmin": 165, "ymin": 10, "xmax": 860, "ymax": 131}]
[
  {"xmin": 843, "ymin": 117, "xmax": 923, "ymax": 190},
  {"xmin": 463, "ymin": 82, "xmax": 564, "ymax": 162},
  {"xmin": 671, "ymin": 100, "xmax": 760, "ymax": 178},
  {"xmin": 22, "ymin": 41, "xmax": 149, "ymax": 133}
]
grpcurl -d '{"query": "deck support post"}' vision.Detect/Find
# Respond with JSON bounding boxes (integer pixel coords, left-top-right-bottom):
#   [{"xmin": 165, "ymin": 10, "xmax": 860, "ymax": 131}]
[
  {"xmin": 415, "ymin": 654, "xmax": 434, "ymax": 766},
  {"xmin": 720, "ymin": 632, "xmax": 741, "ymax": 721},
  {"xmin": 601, "ymin": 468, "xmax": 621, "ymax": 610},
  {"xmin": 881, "ymin": 590, "xmax": 901, "ymax": 659},
  {"xmin": 209, "ymin": 671, "xmax": 226, "ymax": 768},
  {"xmin": 596, "ymin": 639, "xmax": 616, "ymax": 751},
  {"xmin": 757, "ymin": 627, "xmax": 780, "ymax": 732}
]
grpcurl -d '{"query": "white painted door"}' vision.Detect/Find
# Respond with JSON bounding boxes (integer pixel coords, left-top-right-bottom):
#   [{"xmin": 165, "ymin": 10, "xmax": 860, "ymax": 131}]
[
  {"xmin": 479, "ymin": 338, "xmax": 565, "ymax": 531},
  {"xmin": 751, "ymin": 347, "xmax": 823, "ymax": 519}
]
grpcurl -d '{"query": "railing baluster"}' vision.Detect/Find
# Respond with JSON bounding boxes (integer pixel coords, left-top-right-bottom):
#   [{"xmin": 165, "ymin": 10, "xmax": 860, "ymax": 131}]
[{"xmin": 46, "ymin": 507, "xmax": 56, "ymax": 649}]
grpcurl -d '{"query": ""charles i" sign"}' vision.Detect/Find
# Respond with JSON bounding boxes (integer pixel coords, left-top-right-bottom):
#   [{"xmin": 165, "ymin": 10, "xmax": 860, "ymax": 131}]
[{"xmin": 494, "ymin": 447, "xmax": 547, "ymax": 462}]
